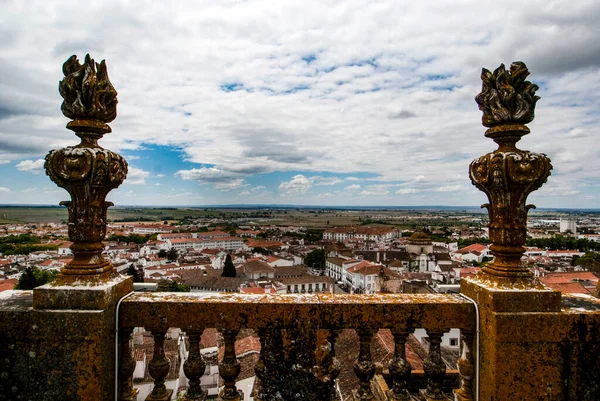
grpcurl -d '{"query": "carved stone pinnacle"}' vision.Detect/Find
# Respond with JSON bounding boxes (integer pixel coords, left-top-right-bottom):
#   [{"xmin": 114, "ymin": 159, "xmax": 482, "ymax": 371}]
[
  {"xmin": 470, "ymin": 62, "xmax": 552, "ymax": 286},
  {"xmin": 45, "ymin": 55, "xmax": 127, "ymax": 283}
]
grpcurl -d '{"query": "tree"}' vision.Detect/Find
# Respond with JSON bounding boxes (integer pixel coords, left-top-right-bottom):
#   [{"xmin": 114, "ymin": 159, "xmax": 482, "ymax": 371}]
[
  {"xmin": 221, "ymin": 254, "xmax": 237, "ymax": 277},
  {"xmin": 304, "ymin": 249, "xmax": 326, "ymax": 271},
  {"xmin": 167, "ymin": 248, "xmax": 178, "ymax": 262},
  {"xmin": 574, "ymin": 252, "xmax": 600, "ymax": 273},
  {"xmin": 156, "ymin": 279, "xmax": 190, "ymax": 292},
  {"xmin": 158, "ymin": 249, "xmax": 167, "ymax": 258},
  {"xmin": 126, "ymin": 264, "xmax": 144, "ymax": 283},
  {"xmin": 15, "ymin": 266, "xmax": 57, "ymax": 290}
]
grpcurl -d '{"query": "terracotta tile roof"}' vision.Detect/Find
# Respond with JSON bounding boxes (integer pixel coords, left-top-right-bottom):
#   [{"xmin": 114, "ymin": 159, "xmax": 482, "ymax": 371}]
[
  {"xmin": 544, "ymin": 282, "xmax": 591, "ymax": 294},
  {"xmin": 0, "ymin": 279, "xmax": 17, "ymax": 292},
  {"xmin": 202, "ymin": 248, "xmax": 221, "ymax": 255},
  {"xmin": 243, "ymin": 260, "xmax": 276, "ymax": 274},
  {"xmin": 326, "ymin": 257, "xmax": 346, "ymax": 266},
  {"xmin": 455, "ymin": 243, "xmax": 488, "ymax": 254},
  {"xmin": 540, "ymin": 271, "xmax": 598, "ymax": 285},
  {"xmin": 201, "ymin": 328, "xmax": 219, "ymax": 349},
  {"xmin": 273, "ymin": 265, "xmax": 308, "ymax": 278},
  {"xmin": 246, "ymin": 239, "xmax": 285, "ymax": 248}
]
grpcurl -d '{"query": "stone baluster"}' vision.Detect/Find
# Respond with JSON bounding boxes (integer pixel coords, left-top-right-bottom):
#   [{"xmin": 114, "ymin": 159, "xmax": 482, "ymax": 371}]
[
  {"xmin": 387, "ymin": 329, "xmax": 411, "ymax": 400},
  {"xmin": 254, "ymin": 326, "xmax": 283, "ymax": 400},
  {"xmin": 118, "ymin": 327, "xmax": 138, "ymax": 401},
  {"xmin": 315, "ymin": 329, "xmax": 341, "ymax": 401},
  {"xmin": 218, "ymin": 329, "xmax": 242, "ymax": 401},
  {"xmin": 353, "ymin": 327, "xmax": 375, "ymax": 401},
  {"xmin": 454, "ymin": 330, "xmax": 476, "ymax": 401},
  {"xmin": 183, "ymin": 330, "xmax": 207, "ymax": 401},
  {"xmin": 422, "ymin": 331, "xmax": 446, "ymax": 401},
  {"xmin": 146, "ymin": 329, "xmax": 173, "ymax": 401}
]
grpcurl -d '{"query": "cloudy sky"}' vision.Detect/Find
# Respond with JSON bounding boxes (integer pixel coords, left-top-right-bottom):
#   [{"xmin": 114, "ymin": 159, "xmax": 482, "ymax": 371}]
[{"xmin": 1, "ymin": 0, "xmax": 599, "ymax": 208}]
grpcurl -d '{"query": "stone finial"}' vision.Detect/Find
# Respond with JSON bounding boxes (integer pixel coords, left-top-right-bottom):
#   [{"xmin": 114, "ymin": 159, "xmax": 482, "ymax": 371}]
[
  {"xmin": 59, "ymin": 54, "xmax": 118, "ymax": 130},
  {"xmin": 475, "ymin": 62, "xmax": 539, "ymax": 128},
  {"xmin": 469, "ymin": 62, "xmax": 552, "ymax": 286},
  {"xmin": 44, "ymin": 55, "xmax": 127, "ymax": 283}
]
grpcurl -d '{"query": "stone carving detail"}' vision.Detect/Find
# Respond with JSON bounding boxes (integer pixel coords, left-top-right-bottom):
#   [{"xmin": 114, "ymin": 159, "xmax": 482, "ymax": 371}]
[
  {"xmin": 387, "ymin": 329, "xmax": 411, "ymax": 400},
  {"xmin": 422, "ymin": 332, "xmax": 446, "ymax": 400},
  {"xmin": 475, "ymin": 62, "xmax": 539, "ymax": 127},
  {"xmin": 59, "ymin": 54, "xmax": 118, "ymax": 123},
  {"xmin": 314, "ymin": 329, "xmax": 341, "ymax": 401},
  {"xmin": 182, "ymin": 330, "xmax": 207, "ymax": 401},
  {"xmin": 146, "ymin": 329, "xmax": 173, "ymax": 401},
  {"xmin": 219, "ymin": 329, "xmax": 242, "ymax": 401},
  {"xmin": 353, "ymin": 327, "xmax": 375, "ymax": 401},
  {"xmin": 119, "ymin": 327, "xmax": 139, "ymax": 401},
  {"xmin": 454, "ymin": 331, "xmax": 475, "ymax": 401},
  {"xmin": 255, "ymin": 325, "xmax": 337, "ymax": 401},
  {"xmin": 45, "ymin": 55, "xmax": 127, "ymax": 281},
  {"xmin": 470, "ymin": 62, "xmax": 552, "ymax": 282}
]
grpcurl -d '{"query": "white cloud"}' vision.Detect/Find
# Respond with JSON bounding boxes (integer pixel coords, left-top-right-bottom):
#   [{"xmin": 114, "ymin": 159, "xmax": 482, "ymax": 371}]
[
  {"xmin": 435, "ymin": 185, "xmax": 462, "ymax": 193},
  {"xmin": 310, "ymin": 176, "xmax": 344, "ymax": 186},
  {"xmin": 126, "ymin": 167, "xmax": 151, "ymax": 185},
  {"xmin": 21, "ymin": 187, "xmax": 37, "ymax": 193},
  {"xmin": 1, "ymin": 1, "xmax": 600, "ymax": 206},
  {"xmin": 279, "ymin": 174, "xmax": 312, "ymax": 194},
  {"xmin": 0, "ymin": 187, "xmax": 10, "ymax": 192},
  {"xmin": 345, "ymin": 184, "xmax": 361, "ymax": 191},
  {"xmin": 175, "ymin": 167, "xmax": 246, "ymax": 190},
  {"xmin": 156, "ymin": 174, "xmax": 165, "ymax": 178},
  {"xmin": 16, "ymin": 159, "xmax": 45, "ymax": 174},
  {"xmin": 216, "ymin": 179, "xmax": 245, "ymax": 191},
  {"xmin": 360, "ymin": 185, "xmax": 390, "ymax": 196},
  {"xmin": 396, "ymin": 188, "xmax": 419, "ymax": 195}
]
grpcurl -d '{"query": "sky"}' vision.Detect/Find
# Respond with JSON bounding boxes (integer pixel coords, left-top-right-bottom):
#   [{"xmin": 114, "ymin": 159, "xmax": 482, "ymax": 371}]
[{"xmin": 0, "ymin": 0, "xmax": 599, "ymax": 208}]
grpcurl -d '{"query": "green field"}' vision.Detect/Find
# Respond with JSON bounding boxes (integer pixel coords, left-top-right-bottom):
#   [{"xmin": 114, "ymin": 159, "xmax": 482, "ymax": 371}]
[
  {"xmin": 0, "ymin": 206, "xmax": 222, "ymax": 224},
  {"xmin": 0, "ymin": 205, "xmax": 487, "ymax": 230}
]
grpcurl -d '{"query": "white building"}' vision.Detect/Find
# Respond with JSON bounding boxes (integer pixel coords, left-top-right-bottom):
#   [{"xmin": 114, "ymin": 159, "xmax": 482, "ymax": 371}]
[
  {"xmin": 559, "ymin": 219, "xmax": 577, "ymax": 234},
  {"xmin": 132, "ymin": 225, "xmax": 175, "ymax": 235},
  {"xmin": 167, "ymin": 237, "xmax": 244, "ymax": 251},
  {"xmin": 323, "ymin": 227, "xmax": 397, "ymax": 243}
]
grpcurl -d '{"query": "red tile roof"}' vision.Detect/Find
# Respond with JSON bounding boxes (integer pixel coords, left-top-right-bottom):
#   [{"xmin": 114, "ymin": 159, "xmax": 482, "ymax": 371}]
[{"xmin": 0, "ymin": 279, "xmax": 18, "ymax": 292}]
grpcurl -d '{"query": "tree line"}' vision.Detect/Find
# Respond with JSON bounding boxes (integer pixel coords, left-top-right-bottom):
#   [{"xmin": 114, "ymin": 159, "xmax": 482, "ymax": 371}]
[
  {"xmin": 0, "ymin": 233, "xmax": 58, "ymax": 255},
  {"xmin": 526, "ymin": 236, "xmax": 600, "ymax": 252}
]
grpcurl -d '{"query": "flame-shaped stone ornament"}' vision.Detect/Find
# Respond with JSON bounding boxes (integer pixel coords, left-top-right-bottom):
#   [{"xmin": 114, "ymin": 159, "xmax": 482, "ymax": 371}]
[
  {"xmin": 469, "ymin": 62, "xmax": 552, "ymax": 284},
  {"xmin": 45, "ymin": 54, "xmax": 127, "ymax": 282}
]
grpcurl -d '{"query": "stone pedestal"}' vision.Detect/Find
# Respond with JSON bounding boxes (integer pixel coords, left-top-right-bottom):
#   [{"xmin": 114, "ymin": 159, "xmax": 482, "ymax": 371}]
[
  {"xmin": 461, "ymin": 276, "xmax": 563, "ymax": 400},
  {"xmin": 33, "ymin": 274, "xmax": 132, "ymax": 310},
  {"xmin": 0, "ymin": 275, "xmax": 133, "ymax": 401}
]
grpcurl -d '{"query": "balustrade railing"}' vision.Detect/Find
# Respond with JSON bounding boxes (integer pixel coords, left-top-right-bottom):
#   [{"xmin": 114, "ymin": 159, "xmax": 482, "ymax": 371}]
[{"xmin": 118, "ymin": 292, "xmax": 476, "ymax": 401}]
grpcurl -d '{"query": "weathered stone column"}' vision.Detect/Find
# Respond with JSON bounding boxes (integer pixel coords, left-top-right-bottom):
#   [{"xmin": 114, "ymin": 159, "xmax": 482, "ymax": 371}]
[
  {"xmin": 33, "ymin": 53, "xmax": 133, "ymax": 307},
  {"xmin": 462, "ymin": 61, "xmax": 562, "ymax": 400},
  {"xmin": 0, "ymin": 54, "xmax": 133, "ymax": 401}
]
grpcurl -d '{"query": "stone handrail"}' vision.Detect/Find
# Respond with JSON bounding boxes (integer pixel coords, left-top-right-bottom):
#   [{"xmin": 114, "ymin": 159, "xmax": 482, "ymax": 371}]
[{"xmin": 118, "ymin": 292, "xmax": 476, "ymax": 401}]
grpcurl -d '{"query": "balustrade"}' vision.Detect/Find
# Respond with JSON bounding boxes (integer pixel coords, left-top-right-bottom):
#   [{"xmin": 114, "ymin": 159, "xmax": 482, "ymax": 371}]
[{"xmin": 117, "ymin": 292, "xmax": 475, "ymax": 401}]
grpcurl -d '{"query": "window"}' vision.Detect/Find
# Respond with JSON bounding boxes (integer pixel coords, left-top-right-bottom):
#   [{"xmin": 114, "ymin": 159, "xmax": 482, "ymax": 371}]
[{"xmin": 449, "ymin": 338, "xmax": 459, "ymax": 347}]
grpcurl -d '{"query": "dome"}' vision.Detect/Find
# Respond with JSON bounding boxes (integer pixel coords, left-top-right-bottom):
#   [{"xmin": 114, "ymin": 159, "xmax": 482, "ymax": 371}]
[{"xmin": 408, "ymin": 231, "xmax": 432, "ymax": 244}]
